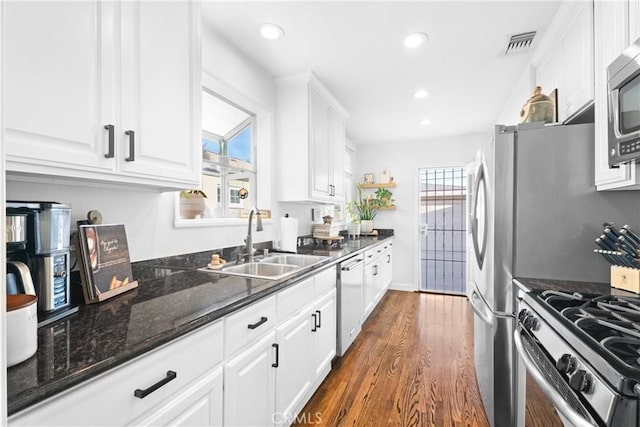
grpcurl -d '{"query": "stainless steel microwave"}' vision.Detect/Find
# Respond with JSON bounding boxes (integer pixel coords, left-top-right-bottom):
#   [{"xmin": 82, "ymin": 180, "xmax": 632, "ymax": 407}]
[{"xmin": 608, "ymin": 36, "xmax": 640, "ymax": 166}]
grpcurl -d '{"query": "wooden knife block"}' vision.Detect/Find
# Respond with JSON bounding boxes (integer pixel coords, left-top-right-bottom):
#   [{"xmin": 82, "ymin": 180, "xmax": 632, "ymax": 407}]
[{"xmin": 611, "ymin": 266, "xmax": 640, "ymax": 294}]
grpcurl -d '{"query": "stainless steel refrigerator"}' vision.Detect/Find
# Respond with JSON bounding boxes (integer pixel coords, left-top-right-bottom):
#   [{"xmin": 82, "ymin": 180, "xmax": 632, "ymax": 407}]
[{"xmin": 467, "ymin": 122, "xmax": 640, "ymax": 427}]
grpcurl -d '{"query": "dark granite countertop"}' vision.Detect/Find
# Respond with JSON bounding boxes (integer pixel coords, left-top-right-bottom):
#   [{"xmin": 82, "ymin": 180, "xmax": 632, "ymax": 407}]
[
  {"xmin": 514, "ymin": 277, "xmax": 634, "ymax": 296},
  {"xmin": 7, "ymin": 235, "xmax": 393, "ymax": 416}
]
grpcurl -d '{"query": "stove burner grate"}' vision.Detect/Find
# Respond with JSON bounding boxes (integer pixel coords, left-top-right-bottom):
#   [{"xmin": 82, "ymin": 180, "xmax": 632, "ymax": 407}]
[{"xmin": 539, "ymin": 291, "xmax": 640, "ymax": 369}]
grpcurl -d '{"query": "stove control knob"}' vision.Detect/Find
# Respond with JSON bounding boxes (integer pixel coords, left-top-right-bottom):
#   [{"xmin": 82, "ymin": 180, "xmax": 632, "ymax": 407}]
[
  {"xmin": 517, "ymin": 309, "xmax": 528, "ymax": 322},
  {"xmin": 556, "ymin": 354, "xmax": 577, "ymax": 375},
  {"xmin": 569, "ymin": 370, "xmax": 591, "ymax": 393},
  {"xmin": 523, "ymin": 314, "xmax": 539, "ymax": 331}
]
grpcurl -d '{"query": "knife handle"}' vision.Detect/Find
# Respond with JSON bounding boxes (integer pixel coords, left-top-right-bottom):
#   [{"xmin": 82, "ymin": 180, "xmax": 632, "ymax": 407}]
[
  {"xmin": 622, "ymin": 225, "xmax": 640, "ymax": 247},
  {"xmin": 596, "ymin": 237, "xmax": 616, "ymax": 251},
  {"xmin": 603, "ymin": 229, "xmax": 620, "ymax": 248}
]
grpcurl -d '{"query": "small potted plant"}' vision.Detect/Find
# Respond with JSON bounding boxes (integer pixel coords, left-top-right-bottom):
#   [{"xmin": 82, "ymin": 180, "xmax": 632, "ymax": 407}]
[
  {"xmin": 345, "ymin": 202, "xmax": 361, "ymax": 238},
  {"xmin": 374, "ymin": 187, "xmax": 394, "ymax": 207},
  {"xmin": 179, "ymin": 190, "xmax": 207, "ymax": 219},
  {"xmin": 354, "ymin": 183, "xmax": 378, "ymax": 233}
]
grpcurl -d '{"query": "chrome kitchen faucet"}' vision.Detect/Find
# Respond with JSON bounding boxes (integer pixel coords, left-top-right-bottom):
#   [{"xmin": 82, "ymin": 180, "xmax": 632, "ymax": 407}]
[{"xmin": 244, "ymin": 207, "xmax": 263, "ymax": 262}]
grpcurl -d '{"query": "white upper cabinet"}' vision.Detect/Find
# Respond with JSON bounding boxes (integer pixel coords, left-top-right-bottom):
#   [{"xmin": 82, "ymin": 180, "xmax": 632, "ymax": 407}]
[
  {"xmin": 533, "ymin": 1, "xmax": 594, "ymax": 123},
  {"xmin": 4, "ymin": 1, "xmax": 114, "ymax": 174},
  {"xmin": 630, "ymin": 0, "xmax": 640, "ymax": 41},
  {"xmin": 277, "ymin": 72, "xmax": 348, "ymax": 203},
  {"xmin": 4, "ymin": 1, "xmax": 201, "ymax": 190},
  {"xmin": 594, "ymin": 0, "xmax": 640, "ymax": 190}
]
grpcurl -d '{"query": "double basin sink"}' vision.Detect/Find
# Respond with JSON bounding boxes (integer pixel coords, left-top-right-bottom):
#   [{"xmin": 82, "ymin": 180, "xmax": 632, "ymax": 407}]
[{"xmin": 210, "ymin": 254, "xmax": 329, "ymax": 280}]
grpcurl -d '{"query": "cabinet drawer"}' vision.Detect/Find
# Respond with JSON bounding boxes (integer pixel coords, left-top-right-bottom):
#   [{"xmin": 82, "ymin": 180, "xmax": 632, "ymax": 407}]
[
  {"xmin": 224, "ymin": 295, "xmax": 277, "ymax": 357},
  {"xmin": 9, "ymin": 320, "xmax": 223, "ymax": 427},
  {"xmin": 314, "ymin": 267, "xmax": 337, "ymax": 296},
  {"xmin": 277, "ymin": 277, "xmax": 314, "ymax": 321},
  {"xmin": 364, "ymin": 245, "xmax": 384, "ymax": 265}
]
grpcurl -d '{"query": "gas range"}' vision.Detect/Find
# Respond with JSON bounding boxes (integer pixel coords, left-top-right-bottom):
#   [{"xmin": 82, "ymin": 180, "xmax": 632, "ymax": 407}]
[{"xmin": 515, "ymin": 289, "xmax": 640, "ymax": 427}]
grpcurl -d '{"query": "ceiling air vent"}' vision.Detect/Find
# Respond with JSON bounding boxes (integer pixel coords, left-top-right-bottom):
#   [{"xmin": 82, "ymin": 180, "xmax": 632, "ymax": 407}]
[{"xmin": 504, "ymin": 31, "xmax": 536, "ymax": 55}]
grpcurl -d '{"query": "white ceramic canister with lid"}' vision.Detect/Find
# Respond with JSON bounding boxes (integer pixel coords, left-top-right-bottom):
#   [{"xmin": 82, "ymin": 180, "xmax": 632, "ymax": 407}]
[{"xmin": 6, "ymin": 294, "xmax": 38, "ymax": 367}]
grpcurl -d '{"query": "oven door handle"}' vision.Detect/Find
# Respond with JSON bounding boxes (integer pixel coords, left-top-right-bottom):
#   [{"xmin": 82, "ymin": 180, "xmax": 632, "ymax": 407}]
[{"xmin": 513, "ymin": 328, "xmax": 597, "ymax": 427}]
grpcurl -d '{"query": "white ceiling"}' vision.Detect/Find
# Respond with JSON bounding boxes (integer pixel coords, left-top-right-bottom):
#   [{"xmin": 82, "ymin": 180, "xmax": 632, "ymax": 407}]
[{"xmin": 201, "ymin": 1, "xmax": 562, "ymax": 144}]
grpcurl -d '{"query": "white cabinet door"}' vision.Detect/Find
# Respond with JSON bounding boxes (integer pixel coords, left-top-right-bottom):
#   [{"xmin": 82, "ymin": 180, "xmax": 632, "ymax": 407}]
[
  {"xmin": 313, "ymin": 289, "xmax": 337, "ymax": 380},
  {"xmin": 119, "ymin": 1, "xmax": 201, "ymax": 186},
  {"xmin": 330, "ymin": 108, "xmax": 346, "ymax": 201},
  {"xmin": 559, "ymin": 1, "xmax": 594, "ymax": 121},
  {"xmin": 363, "ymin": 261, "xmax": 377, "ymax": 320},
  {"xmin": 4, "ymin": 1, "xmax": 115, "ymax": 174},
  {"xmin": 379, "ymin": 245, "xmax": 393, "ymax": 292},
  {"xmin": 309, "ymin": 84, "xmax": 332, "ymax": 201},
  {"xmin": 274, "ymin": 306, "xmax": 315, "ymax": 426},
  {"xmin": 594, "ymin": 0, "xmax": 640, "ymax": 190},
  {"xmin": 224, "ymin": 331, "xmax": 277, "ymax": 427},
  {"xmin": 4, "ymin": 1, "xmax": 200, "ymax": 189},
  {"xmin": 129, "ymin": 365, "xmax": 223, "ymax": 427},
  {"xmin": 277, "ymin": 73, "xmax": 348, "ymax": 203}
]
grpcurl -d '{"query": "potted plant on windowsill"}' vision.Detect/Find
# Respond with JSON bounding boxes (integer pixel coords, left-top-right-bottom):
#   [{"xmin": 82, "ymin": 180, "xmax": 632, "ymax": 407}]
[
  {"xmin": 179, "ymin": 190, "xmax": 207, "ymax": 219},
  {"xmin": 355, "ymin": 183, "xmax": 378, "ymax": 233}
]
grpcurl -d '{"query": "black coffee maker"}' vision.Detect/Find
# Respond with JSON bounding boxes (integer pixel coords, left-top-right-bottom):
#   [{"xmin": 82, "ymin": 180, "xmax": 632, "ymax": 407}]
[{"xmin": 7, "ymin": 202, "xmax": 74, "ymax": 320}]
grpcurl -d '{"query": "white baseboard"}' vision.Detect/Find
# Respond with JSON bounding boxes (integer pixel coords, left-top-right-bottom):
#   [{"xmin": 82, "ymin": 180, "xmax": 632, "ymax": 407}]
[{"xmin": 389, "ymin": 282, "xmax": 417, "ymax": 292}]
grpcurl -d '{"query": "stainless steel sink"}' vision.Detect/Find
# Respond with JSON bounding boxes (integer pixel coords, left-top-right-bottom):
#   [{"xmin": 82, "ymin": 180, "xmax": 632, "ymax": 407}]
[
  {"xmin": 216, "ymin": 262, "xmax": 300, "ymax": 280},
  {"xmin": 260, "ymin": 254, "xmax": 329, "ymax": 267}
]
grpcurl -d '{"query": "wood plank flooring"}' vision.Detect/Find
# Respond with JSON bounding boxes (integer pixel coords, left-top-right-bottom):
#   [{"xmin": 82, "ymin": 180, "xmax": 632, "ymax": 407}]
[{"xmin": 294, "ymin": 291, "xmax": 488, "ymax": 427}]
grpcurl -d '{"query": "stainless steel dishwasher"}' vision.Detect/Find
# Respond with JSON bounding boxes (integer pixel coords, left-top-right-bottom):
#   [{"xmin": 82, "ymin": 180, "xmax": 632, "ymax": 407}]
[{"xmin": 337, "ymin": 254, "xmax": 365, "ymax": 356}]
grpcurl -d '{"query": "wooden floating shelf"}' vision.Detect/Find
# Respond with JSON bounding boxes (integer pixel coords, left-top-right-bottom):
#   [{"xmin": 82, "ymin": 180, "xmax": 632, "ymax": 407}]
[{"xmin": 359, "ymin": 182, "xmax": 396, "ymax": 189}]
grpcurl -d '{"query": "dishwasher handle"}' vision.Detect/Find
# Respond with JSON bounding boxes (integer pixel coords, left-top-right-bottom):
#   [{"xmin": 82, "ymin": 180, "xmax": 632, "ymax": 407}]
[{"xmin": 341, "ymin": 258, "xmax": 364, "ymax": 271}]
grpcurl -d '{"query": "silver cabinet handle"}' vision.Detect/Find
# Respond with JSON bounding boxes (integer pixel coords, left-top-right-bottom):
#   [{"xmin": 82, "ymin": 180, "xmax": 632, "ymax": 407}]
[
  {"xmin": 104, "ymin": 124, "xmax": 115, "ymax": 158},
  {"xmin": 125, "ymin": 130, "xmax": 135, "ymax": 162}
]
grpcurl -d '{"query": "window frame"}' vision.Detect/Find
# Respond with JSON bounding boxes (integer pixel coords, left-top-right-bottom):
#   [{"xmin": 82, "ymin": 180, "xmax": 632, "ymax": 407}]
[{"xmin": 174, "ymin": 71, "xmax": 272, "ymax": 228}]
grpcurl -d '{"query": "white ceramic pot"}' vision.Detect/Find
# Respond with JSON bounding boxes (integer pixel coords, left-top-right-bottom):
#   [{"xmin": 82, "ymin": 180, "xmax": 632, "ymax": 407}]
[
  {"xmin": 347, "ymin": 222, "xmax": 361, "ymax": 238},
  {"xmin": 6, "ymin": 294, "xmax": 38, "ymax": 367},
  {"xmin": 360, "ymin": 220, "xmax": 374, "ymax": 234}
]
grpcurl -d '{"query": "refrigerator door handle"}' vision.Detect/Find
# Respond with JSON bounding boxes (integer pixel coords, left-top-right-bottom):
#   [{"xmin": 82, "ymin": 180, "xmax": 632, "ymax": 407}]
[
  {"xmin": 469, "ymin": 285, "xmax": 514, "ymax": 323},
  {"xmin": 469, "ymin": 289, "xmax": 494, "ymax": 326}
]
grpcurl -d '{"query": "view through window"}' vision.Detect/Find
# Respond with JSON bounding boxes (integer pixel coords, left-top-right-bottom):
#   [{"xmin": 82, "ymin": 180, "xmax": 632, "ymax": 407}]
[{"xmin": 199, "ymin": 88, "xmax": 257, "ymax": 218}]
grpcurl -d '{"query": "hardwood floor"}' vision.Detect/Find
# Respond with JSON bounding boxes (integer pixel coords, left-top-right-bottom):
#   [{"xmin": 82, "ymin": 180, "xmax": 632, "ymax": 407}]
[{"xmin": 294, "ymin": 291, "xmax": 489, "ymax": 427}]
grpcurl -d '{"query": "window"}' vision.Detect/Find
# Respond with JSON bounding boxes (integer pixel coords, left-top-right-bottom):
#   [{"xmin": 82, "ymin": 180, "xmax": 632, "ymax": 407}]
[{"xmin": 199, "ymin": 88, "xmax": 257, "ymax": 218}]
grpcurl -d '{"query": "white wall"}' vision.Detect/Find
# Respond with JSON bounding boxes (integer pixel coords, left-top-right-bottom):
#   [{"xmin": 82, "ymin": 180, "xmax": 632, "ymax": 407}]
[
  {"xmin": 495, "ymin": 64, "xmax": 535, "ymax": 126},
  {"xmin": 356, "ymin": 133, "xmax": 485, "ymax": 290},
  {"xmin": 5, "ymin": 25, "xmax": 278, "ymax": 262}
]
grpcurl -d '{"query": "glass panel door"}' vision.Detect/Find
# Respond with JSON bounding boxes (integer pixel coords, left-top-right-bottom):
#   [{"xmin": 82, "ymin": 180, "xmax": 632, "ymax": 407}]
[{"xmin": 419, "ymin": 167, "xmax": 467, "ymax": 294}]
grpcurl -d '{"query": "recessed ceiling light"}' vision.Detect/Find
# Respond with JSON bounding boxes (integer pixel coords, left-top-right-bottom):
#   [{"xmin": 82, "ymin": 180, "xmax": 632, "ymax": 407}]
[
  {"xmin": 414, "ymin": 89, "xmax": 430, "ymax": 99},
  {"xmin": 259, "ymin": 23, "xmax": 285, "ymax": 40},
  {"xmin": 404, "ymin": 32, "xmax": 428, "ymax": 48},
  {"xmin": 421, "ymin": 118, "xmax": 432, "ymax": 126}
]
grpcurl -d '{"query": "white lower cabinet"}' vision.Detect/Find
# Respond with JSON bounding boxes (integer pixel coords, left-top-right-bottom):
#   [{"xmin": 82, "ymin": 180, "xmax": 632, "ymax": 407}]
[
  {"xmin": 275, "ymin": 306, "xmax": 315, "ymax": 425},
  {"xmin": 224, "ymin": 331, "xmax": 278, "ymax": 427},
  {"xmin": 9, "ymin": 321, "xmax": 224, "ymax": 427},
  {"xmin": 363, "ymin": 241, "xmax": 394, "ymax": 321},
  {"xmin": 312, "ymin": 289, "xmax": 337, "ymax": 380},
  {"xmin": 130, "ymin": 365, "xmax": 223, "ymax": 427},
  {"xmin": 9, "ymin": 268, "xmax": 339, "ymax": 427},
  {"xmin": 225, "ymin": 269, "xmax": 337, "ymax": 427}
]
